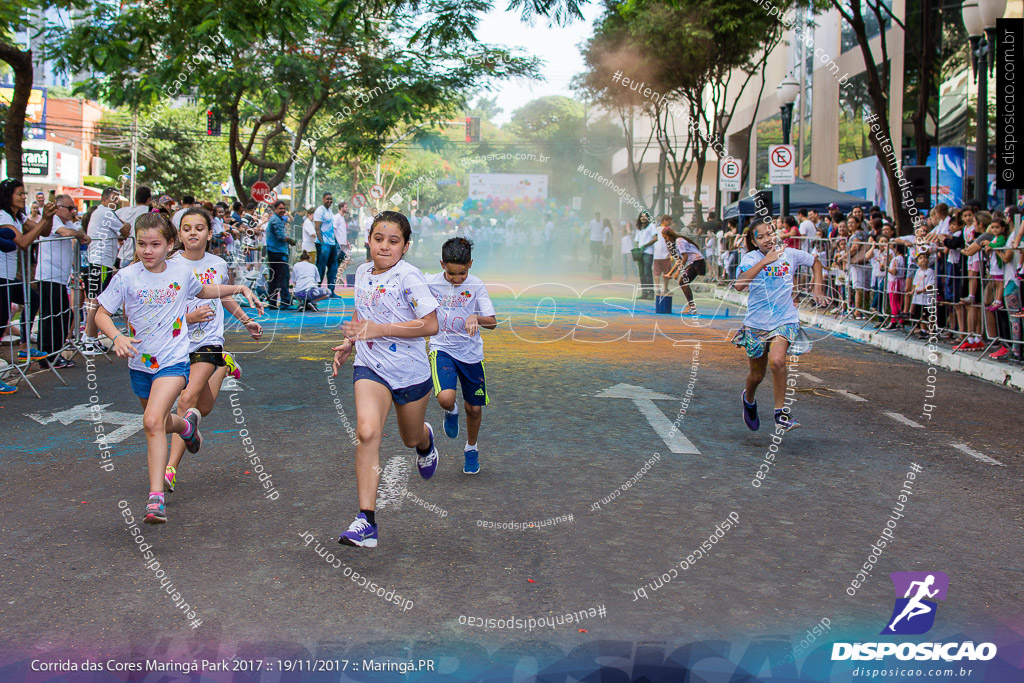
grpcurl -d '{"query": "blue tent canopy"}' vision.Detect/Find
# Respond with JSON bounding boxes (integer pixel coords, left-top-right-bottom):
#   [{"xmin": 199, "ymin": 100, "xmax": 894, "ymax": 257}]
[{"xmin": 723, "ymin": 178, "xmax": 873, "ymax": 220}]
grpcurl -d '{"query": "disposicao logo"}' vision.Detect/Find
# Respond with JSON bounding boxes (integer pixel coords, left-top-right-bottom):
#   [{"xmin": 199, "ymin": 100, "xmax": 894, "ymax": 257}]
[
  {"xmin": 882, "ymin": 571, "xmax": 948, "ymax": 635},
  {"xmin": 832, "ymin": 571, "xmax": 997, "ymax": 663}
]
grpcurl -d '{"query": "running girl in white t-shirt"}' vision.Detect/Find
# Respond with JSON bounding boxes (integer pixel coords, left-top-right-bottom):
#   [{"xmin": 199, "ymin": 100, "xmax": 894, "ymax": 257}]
[
  {"xmin": 732, "ymin": 222, "xmax": 827, "ymax": 433},
  {"xmin": 425, "ymin": 238, "xmax": 497, "ymax": 474},
  {"xmin": 95, "ymin": 212, "xmax": 263, "ymax": 524},
  {"xmin": 163, "ymin": 208, "xmax": 265, "ymax": 495},
  {"xmin": 331, "ymin": 211, "xmax": 440, "ymax": 548}
]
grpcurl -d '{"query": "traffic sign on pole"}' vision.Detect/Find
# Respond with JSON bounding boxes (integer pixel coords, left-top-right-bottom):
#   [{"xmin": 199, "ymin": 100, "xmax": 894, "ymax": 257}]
[
  {"xmin": 352, "ymin": 193, "xmax": 367, "ymax": 208},
  {"xmin": 369, "ymin": 184, "xmax": 385, "ymax": 200},
  {"xmin": 768, "ymin": 145, "xmax": 796, "ymax": 185},
  {"xmin": 251, "ymin": 181, "xmax": 272, "ymax": 203},
  {"xmin": 719, "ymin": 158, "xmax": 742, "ymax": 192}
]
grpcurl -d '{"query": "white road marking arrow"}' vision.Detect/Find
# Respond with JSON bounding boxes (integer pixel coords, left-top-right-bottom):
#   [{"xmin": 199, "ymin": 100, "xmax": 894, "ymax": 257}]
[
  {"xmin": 595, "ymin": 383, "xmax": 700, "ymax": 454},
  {"xmin": 26, "ymin": 403, "xmax": 144, "ymax": 445}
]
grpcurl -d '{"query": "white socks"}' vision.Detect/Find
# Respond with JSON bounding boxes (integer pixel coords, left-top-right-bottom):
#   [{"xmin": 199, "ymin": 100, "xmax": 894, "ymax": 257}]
[
  {"xmin": 465, "ymin": 442, "xmax": 477, "ymax": 452},
  {"xmin": 446, "ymin": 404, "xmax": 459, "ymax": 416}
]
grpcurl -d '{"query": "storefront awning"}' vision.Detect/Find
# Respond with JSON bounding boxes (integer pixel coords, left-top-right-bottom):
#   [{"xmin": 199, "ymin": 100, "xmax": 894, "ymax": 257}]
[{"xmin": 60, "ymin": 185, "xmax": 104, "ymax": 201}]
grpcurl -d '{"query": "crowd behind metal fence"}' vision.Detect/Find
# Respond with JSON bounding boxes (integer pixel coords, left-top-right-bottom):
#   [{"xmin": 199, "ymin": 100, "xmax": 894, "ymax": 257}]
[{"xmin": 686, "ymin": 202, "xmax": 1024, "ymax": 363}]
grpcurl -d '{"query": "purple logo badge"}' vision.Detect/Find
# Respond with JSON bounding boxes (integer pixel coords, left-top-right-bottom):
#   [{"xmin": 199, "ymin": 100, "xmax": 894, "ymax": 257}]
[{"xmin": 881, "ymin": 571, "xmax": 949, "ymax": 635}]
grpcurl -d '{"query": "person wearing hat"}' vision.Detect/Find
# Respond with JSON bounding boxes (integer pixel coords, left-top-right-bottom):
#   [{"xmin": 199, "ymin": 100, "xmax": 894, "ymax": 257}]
[{"xmin": 827, "ymin": 203, "xmax": 841, "ymax": 224}]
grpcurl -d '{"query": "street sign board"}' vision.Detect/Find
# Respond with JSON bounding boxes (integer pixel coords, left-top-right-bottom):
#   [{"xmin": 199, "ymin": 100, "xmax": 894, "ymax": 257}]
[
  {"xmin": 768, "ymin": 145, "xmax": 796, "ymax": 185},
  {"xmin": 720, "ymin": 158, "xmax": 741, "ymax": 192},
  {"xmin": 251, "ymin": 181, "xmax": 271, "ymax": 203},
  {"xmin": 369, "ymin": 184, "xmax": 385, "ymax": 200},
  {"xmin": 352, "ymin": 193, "xmax": 367, "ymax": 208}
]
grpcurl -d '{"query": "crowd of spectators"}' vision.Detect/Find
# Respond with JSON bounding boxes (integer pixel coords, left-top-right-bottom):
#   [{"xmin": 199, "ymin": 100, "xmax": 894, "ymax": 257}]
[{"xmin": 694, "ymin": 200, "xmax": 1024, "ymax": 362}]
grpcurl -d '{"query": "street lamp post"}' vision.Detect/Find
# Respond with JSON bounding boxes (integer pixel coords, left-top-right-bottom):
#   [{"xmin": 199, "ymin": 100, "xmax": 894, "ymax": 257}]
[
  {"xmin": 963, "ymin": 0, "xmax": 1006, "ymax": 207},
  {"xmin": 656, "ymin": 129, "xmax": 669, "ymax": 216},
  {"xmin": 777, "ymin": 75, "xmax": 800, "ymax": 218},
  {"xmin": 714, "ymin": 109, "xmax": 732, "ymax": 216}
]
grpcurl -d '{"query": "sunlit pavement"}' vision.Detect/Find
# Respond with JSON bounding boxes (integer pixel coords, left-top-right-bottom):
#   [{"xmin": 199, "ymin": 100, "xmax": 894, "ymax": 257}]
[{"xmin": 1, "ymin": 265, "xmax": 1020, "ymax": 674}]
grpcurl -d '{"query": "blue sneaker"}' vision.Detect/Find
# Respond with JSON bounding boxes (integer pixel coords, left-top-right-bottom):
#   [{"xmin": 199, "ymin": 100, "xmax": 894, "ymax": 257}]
[
  {"xmin": 0, "ymin": 379, "xmax": 16, "ymax": 395},
  {"xmin": 774, "ymin": 409, "xmax": 800, "ymax": 432},
  {"xmin": 18, "ymin": 348, "xmax": 47, "ymax": 360},
  {"xmin": 338, "ymin": 512, "xmax": 378, "ymax": 548},
  {"xmin": 416, "ymin": 422, "xmax": 439, "ymax": 479},
  {"xmin": 463, "ymin": 448, "xmax": 480, "ymax": 475},
  {"xmin": 742, "ymin": 391, "xmax": 759, "ymax": 431},
  {"xmin": 443, "ymin": 410, "xmax": 460, "ymax": 438}
]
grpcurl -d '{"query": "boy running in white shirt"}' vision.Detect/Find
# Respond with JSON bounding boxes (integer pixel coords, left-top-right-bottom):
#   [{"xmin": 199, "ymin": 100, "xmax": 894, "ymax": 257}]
[{"xmin": 425, "ymin": 238, "xmax": 497, "ymax": 474}]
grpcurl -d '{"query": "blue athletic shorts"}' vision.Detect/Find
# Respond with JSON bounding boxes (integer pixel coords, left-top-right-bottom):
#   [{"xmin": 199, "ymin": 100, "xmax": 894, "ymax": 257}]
[
  {"xmin": 429, "ymin": 349, "xmax": 489, "ymax": 406},
  {"xmin": 353, "ymin": 365, "xmax": 432, "ymax": 405},
  {"xmin": 129, "ymin": 361, "xmax": 191, "ymax": 399}
]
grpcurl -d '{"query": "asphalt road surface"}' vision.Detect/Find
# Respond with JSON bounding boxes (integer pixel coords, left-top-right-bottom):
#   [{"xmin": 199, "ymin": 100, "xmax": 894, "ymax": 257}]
[{"xmin": 1, "ymin": 269, "xmax": 1021, "ymax": 681}]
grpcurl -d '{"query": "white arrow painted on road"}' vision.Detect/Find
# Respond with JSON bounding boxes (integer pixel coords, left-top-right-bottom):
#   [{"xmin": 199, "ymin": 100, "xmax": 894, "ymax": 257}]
[
  {"xmin": 26, "ymin": 403, "xmax": 144, "ymax": 445},
  {"xmin": 595, "ymin": 383, "xmax": 700, "ymax": 454}
]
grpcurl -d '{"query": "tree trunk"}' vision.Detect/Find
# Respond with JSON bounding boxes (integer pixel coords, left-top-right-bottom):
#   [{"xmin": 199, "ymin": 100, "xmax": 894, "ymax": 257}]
[
  {"xmin": 226, "ymin": 93, "xmax": 246, "ymax": 201},
  {"xmin": 692, "ymin": 156, "xmax": 705, "ymax": 229},
  {"xmin": 0, "ymin": 44, "xmax": 34, "ymax": 179},
  {"xmin": 845, "ymin": 5, "xmax": 918, "ymax": 234}
]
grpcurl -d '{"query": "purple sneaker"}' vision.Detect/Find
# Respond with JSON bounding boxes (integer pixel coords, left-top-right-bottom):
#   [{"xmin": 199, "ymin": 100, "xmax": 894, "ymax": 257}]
[
  {"xmin": 774, "ymin": 409, "xmax": 800, "ymax": 432},
  {"xmin": 416, "ymin": 422, "xmax": 439, "ymax": 479},
  {"xmin": 338, "ymin": 513, "xmax": 378, "ymax": 548},
  {"xmin": 742, "ymin": 391, "xmax": 759, "ymax": 431}
]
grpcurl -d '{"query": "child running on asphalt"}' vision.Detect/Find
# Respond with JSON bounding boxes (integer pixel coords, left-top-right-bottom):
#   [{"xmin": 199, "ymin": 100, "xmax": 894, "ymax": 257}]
[
  {"xmin": 425, "ymin": 237, "xmax": 497, "ymax": 474},
  {"xmin": 94, "ymin": 212, "xmax": 263, "ymax": 524},
  {"xmin": 331, "ymin": 211, "xmax": 440, "ymax": 548},
  {"xmin": 164, "ymin": 207, "xmax": 264, "ymax": 495},
  {"xmin": 732, "ymin": 221, "xmax": 827, "ymax": 432}
]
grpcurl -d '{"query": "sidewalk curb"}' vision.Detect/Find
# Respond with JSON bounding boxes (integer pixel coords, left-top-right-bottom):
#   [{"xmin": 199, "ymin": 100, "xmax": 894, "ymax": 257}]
[{"xmin": 696, "ymin": 284, "xmax": 1024, "ymax": 392}]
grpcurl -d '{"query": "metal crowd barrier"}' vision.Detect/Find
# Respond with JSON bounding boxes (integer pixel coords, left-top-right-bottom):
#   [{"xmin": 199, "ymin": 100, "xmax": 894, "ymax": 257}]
[
  {"xmin": 2, "ymin": 234, "xmax": 123, "ymax": 398},
  {"xmin": 692, "ymin": 227, "xmax": 1023, "ymax": 363}
]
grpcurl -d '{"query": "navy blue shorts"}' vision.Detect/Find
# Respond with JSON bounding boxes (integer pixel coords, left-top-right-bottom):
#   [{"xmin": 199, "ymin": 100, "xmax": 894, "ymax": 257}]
[
  {"xmin": 129, "ymin": 361, "xmax": 191, "ymax": 399},
  {"xmin": 429, "ymin": 349, "xmax": 489, "ymax": 406},
  {"xmin": 353, "ymin": 366, "xmax": 432, "ymax": 405}
]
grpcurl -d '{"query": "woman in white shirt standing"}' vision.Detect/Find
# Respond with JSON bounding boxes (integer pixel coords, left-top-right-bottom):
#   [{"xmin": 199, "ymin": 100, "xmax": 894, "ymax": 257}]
[
  {"xmin": 0, "ymin": 178, "xmax": 56, "ymax": 374},
  {"xmin": 300, "ymin": 207, "xmax": 317, "ymax": 259},
  {"xmin": 620, "ymin": 224, "xmax": 633, "ymax": 279}
]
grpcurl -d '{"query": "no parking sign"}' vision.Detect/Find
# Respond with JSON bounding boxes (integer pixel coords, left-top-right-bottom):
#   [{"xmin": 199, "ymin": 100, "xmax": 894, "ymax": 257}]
[
  {"xmin": 768, "ymin": 145, "xmax": 796, "ymax": 185},
  {"xmin": 351, "ymin": 193, "xmax": 367, "ymax": 208}
]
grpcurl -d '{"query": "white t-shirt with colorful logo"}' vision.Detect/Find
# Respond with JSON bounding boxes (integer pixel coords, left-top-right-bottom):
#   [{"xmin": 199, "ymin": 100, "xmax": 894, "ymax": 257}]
[
  {"xmin": 353, "ymin": 260, "xmax": 439, "ymax": 389},
  {"xmin": 97, "ymin": 260, "xmax": 202, "ymax": 374},
  {"xmin": 737, "ymin": 247, "xmax": 814, "ymax": 330},
  {"xmin": 425, "ymin": 272, "xmax": 496, "ymax": 364},
  {"xmin": 171, "ymin": 252, "xmax": 229, "ymax": 352}
]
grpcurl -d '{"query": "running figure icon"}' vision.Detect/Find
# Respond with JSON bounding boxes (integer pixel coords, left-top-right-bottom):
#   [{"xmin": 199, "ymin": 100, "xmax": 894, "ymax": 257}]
[
  {"xmin": 881, "ymin": 571, "xmax": 949, "ymax": 635},
  {"xmin": 888, "ymin": 574, "xmax": 939, "ymax": 631}
]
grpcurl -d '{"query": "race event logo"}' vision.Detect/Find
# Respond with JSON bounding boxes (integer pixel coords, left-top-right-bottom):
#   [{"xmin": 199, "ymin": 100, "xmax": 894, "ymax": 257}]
[
  {"xmin": 881, "ymin": 571, "xmax": 949, "ymax": 635},
  {"xmin": 832, "ymin": 570, "xmax": 997, "ymax": 663}
]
